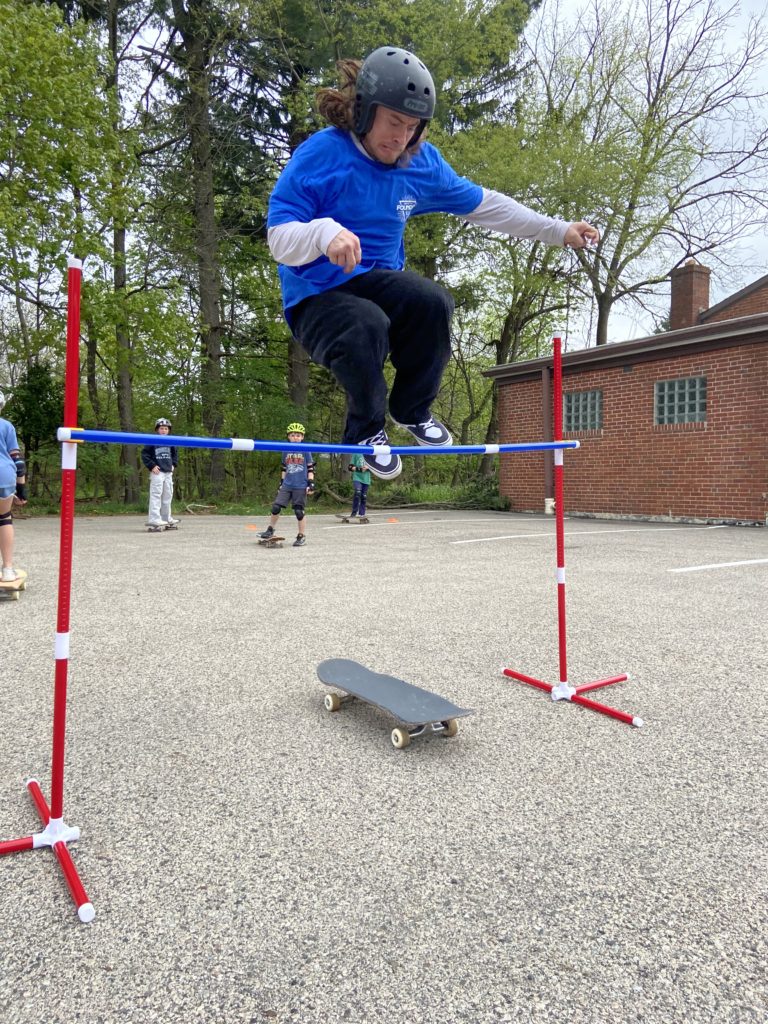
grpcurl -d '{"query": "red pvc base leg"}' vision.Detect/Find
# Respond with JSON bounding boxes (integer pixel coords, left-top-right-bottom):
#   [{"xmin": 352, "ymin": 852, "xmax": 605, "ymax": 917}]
[
  {"xmin": 503, "ymin": 668, "xmax": 643, "ymax": 727},
  {"xmin": 0, "ymin": 778, "xmax": 94, "ymax": 922}
]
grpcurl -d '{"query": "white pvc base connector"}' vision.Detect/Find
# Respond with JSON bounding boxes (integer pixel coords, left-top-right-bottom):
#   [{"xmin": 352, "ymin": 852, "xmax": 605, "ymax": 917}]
[
  {"xmin": 550, "ymin": 682, "xmax": 576, "ymax": 701},
  {"xmin": 31, "ymin": 818, "xmax": 81, "ymax": 849}
]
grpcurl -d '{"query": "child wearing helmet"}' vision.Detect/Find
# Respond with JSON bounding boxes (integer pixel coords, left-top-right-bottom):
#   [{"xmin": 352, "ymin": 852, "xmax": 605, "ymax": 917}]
[
  {"xmin": 258, "ymin": 423, "xmax": 315, "ymax": 547},
  {"xmin": 0, "ymin": 390, "xmax": 27, "ymax": 582},
  {"xmin": 268, "ymin": 46, "xmax": 599, "ymax": 481},
  {"xmin": 141, "ymin": 418, "xmax": 179, "ymax": 532},
  {"xmin": 341, "ymin": 453, "xmax": 371, "ymax": 524}
]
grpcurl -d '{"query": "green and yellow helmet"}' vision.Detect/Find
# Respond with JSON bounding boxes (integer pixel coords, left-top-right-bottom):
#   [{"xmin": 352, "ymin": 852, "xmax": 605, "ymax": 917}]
[{"xmin": 286, "ymin": 422, "xmax": 305, "ymax": 435}]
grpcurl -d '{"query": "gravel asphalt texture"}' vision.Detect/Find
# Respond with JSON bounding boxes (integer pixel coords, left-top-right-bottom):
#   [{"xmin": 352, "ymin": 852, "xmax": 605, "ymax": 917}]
[{"xmin": 1, "ymin": 510, "xmax": 766, "ymax": 1024}]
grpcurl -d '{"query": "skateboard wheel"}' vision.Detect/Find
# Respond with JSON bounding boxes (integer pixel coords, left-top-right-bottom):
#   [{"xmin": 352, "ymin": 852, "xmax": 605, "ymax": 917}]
[
  {"xmin": 443, "ymin": 719, "xmax": 459, "ymax": 738},
  {"xmin": 324, "ymin": 692, "xmax": 341, "ymax": 712},
  {"xmin": 391, "ymin": 727, "xmax": 411, "ymax": 749}
]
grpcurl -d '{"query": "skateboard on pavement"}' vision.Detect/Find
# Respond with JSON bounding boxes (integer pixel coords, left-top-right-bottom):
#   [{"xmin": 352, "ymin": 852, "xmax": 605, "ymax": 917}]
[
  {"xmin": 335, "ymin": 515, "xmax": 370, "ymax": 524},
  {"xmin": 0, "ymin": 569, "xmax": 28, "ymax": 602},
  {"xmin": 258, "ymin": 535, "xmax": 285, "ymax": 548},
  {"xmin": 317, "ymin": 658, "xmax": 473, "ymax": 748}
]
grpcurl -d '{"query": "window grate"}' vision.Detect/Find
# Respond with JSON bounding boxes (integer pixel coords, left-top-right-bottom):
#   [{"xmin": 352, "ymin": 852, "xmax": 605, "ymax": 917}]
[
  {"xmin": 564, "ymin": 390, "xmax": 602, "ymax": 432},
  {"xmin": 654, "ymin": 376, "xmax": 707, "ymax": 424}
]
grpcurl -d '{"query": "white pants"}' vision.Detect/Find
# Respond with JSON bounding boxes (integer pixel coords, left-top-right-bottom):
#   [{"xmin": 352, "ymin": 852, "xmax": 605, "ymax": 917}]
[{"xmin": 148, "ymin": 471, "xmax": 174, "ymax": 525}]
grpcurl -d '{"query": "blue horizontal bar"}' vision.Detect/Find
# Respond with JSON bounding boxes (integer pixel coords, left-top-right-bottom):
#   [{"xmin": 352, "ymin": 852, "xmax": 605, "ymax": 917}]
[{"xmin": 57, "ymin": 428, "xmax": 579, "ymax": 456}]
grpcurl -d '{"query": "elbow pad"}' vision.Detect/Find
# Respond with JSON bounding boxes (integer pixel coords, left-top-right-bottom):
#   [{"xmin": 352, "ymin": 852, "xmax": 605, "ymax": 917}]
[{"xmin": 13, "ymin": 456, "xmax": 26, "ymax": 478}]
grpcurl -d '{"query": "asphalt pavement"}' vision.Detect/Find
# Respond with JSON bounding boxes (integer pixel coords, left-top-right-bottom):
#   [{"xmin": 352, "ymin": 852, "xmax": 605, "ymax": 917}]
[{"xmin": 1, "ymin": 510, "xmax": 766, "ymax": 1023}]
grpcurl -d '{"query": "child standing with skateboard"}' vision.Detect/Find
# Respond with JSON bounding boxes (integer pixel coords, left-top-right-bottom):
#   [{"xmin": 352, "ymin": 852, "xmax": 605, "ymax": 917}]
[
  {"xmin": 0, "ymin": 390, "xmax": 27, "ymax": 583},
  {"xmin": 141, "ymin": 418, "xmax": 179, "ymax": 532},
  {"xmin": 259, "ymin": 423, "xmax": 315, "ymax": 547},
  {"xmin": 342, "ymin": 454, "xmax": 371, "ymax": 523}
]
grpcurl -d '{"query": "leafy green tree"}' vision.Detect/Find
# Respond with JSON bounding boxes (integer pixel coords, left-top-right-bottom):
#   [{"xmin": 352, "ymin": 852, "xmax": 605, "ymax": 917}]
[
  {"xmin": 0, "ymin": 0, "xmax": 117, "ymax": 285},
  {"xmin": 527, "ymin": 0, "xmax": 768, "ymax": 344}
]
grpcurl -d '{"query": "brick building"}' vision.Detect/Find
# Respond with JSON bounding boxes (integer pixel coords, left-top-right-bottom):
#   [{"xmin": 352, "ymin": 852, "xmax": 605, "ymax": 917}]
[{"xmin": 485, "ymin": 263, "xmax": 768, "ymax": 525}]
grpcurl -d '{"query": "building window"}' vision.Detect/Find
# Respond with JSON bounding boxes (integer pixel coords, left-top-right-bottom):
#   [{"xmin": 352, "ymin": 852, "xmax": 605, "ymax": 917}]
[
  {"xmin": 564, "ymin": 389, "xmax": 603, "ymax": 431},
  {"xmin": 655, "ymin": 376, "xmax": 707, "ymax": 424}
]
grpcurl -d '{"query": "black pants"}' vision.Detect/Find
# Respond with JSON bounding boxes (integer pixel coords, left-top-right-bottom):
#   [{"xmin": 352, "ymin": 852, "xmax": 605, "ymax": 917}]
[{"xmin": 291, "ymin": 269, "xmax": 454, "ymax": 443}]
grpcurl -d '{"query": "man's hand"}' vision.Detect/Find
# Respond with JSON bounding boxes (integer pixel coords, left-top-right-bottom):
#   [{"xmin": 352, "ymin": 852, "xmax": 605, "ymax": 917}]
[
  {"xmin": 151, "ymin": 466, "xmax": 160, "ymax": 474},
  {"xmin": 327, "ymin": 229, "xmax": 362, "ymax": 273},
  {"xmin": 564, "ymin": 222, "xmax": 600, "ymax": 249}
]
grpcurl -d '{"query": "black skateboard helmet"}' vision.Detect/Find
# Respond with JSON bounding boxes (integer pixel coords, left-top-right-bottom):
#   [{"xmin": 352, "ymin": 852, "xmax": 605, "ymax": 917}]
[
  {"xmin": 354, "ymin": 46, "xmax": 435, "ymax": 146},
  {"xmin": 155, "ymin": 417, "xmax": 172, "ymax": 430}
]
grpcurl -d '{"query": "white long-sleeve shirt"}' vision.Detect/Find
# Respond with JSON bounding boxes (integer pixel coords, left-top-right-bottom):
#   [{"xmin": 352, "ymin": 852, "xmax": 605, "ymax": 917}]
[{"xmin": 268, "ymin": 187, "xmax": 570, "ymax": 266}]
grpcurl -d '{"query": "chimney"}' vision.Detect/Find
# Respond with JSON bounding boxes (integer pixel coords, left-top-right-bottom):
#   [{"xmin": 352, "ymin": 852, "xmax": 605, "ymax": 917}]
[{"xmin": 670, "ymin": 259, "xmax": 711, "ymax": 330}]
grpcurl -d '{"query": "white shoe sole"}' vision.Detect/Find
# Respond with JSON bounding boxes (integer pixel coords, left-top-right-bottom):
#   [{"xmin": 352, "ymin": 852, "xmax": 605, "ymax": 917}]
[{"xmin": 391, "ymin": 420, "xmax": 453, "ymax": 447}]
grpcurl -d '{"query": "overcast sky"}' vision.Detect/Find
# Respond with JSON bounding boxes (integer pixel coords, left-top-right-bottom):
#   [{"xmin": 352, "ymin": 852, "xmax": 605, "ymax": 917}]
[{"xmin": 525, "ymin": 0, "xmax": 768, "ymax": 344}]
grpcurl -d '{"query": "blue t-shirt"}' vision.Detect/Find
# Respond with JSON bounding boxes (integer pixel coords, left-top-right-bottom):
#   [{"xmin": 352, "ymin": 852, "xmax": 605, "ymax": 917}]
[
  {"xmin": 0, "ymin": 418, "xmax": 20, "ymax": 490},
  {"xmin": 268, "ymin": 128, "xmax": 483, "ymax": 320},
  {"xmin": 281, "ymin": 451, "xmax": 315, "ymax": 490}
]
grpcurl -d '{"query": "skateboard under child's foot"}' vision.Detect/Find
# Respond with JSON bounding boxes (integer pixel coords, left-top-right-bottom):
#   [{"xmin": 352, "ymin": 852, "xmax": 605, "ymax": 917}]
[
  {"xmin": 258, "ymin": 535, "xmax": 284, "ymax": 548},
  {"xmin": 147, "ymin": 524, "xmax": 164, "ymax": 533},
  {"xmin": 164, "ymin": 520, "xmax": 179, "ymax": 530},
  {"xmin": 0, "ymin": 569, "xmax": 28, "ymax": 602}
]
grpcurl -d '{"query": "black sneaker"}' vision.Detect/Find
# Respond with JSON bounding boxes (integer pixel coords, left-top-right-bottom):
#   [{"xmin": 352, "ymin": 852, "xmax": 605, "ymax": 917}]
[
  {"xmin": 293, "ymin": 534, "xmax": 306, "ymax": 547},
  {"xmin": 259, "ymin": 526, "xmax": 274, "ymax": 539},
  {"xmin": 393, "ymin": 416, "xmax": 452, "ymax": 447},
  {"xmin": 359, "ymin": 430, "xmax": 402, "ymax": 480}
]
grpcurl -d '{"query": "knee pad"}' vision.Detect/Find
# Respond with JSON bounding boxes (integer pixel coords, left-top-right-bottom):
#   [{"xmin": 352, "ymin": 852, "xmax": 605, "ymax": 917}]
[
  {"xmin": 271, "ymin": 502, "xmax": 285, "ymax": 517},
  {"xmin": 0, "ymin": 510, "xmax": 12, "ymax": 527},
  {"xmin": 294, "ymin": 506, "xmax": 305, "ymax": 521}
]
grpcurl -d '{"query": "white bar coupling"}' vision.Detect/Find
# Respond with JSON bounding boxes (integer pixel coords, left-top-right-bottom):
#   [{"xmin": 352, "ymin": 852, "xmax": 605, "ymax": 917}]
[
  {"xmin": 55, "ymin": 632, "xmax": 70, "ymax": 660},
  {"xmin": 61, "ymin": 443, "xmax": 78, "ymax": 470},
  {"xmin": 231, "ymin": 438, "xmax": 255, "ymax": 451},
  {"xmin": 554, "ymin": 449, "xmax": 564, "ymax": 466}
]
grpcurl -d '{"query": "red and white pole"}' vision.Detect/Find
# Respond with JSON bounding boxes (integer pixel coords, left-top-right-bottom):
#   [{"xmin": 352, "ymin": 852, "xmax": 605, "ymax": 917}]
[
  {"xmin": 0, "ymin": 257, "xmax": 94, "ymax": 922},
  {"xmin": 551, "ymin": 336, "xmax": 570, "ymax": 699},
  {"xmin": 50, "ymin": 257, "xmax": 81, "ymax": 822},
  {"xmin": 503, "ymin": 336, "xmax": 641, "ymax": 727}
]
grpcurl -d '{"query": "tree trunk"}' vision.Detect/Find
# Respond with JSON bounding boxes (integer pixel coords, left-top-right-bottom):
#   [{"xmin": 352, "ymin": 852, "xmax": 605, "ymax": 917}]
[
  {"xmin": 288, "ymin": 339, "xmax": 309, "ymax": 409},
  {"xmin": 108, "ymin": 1, "xmax": 140, "ymax": 502},
  {"xmin": 174, "ymin": 0, "xmax": 225, "ymax": 494},
  {"xmin": 285, "ymin": 73, "xmax": 313, "ymax": 411},
  {"xmin": 594, "ymin": 292, "xmax": 612, "ymax": 346}
]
